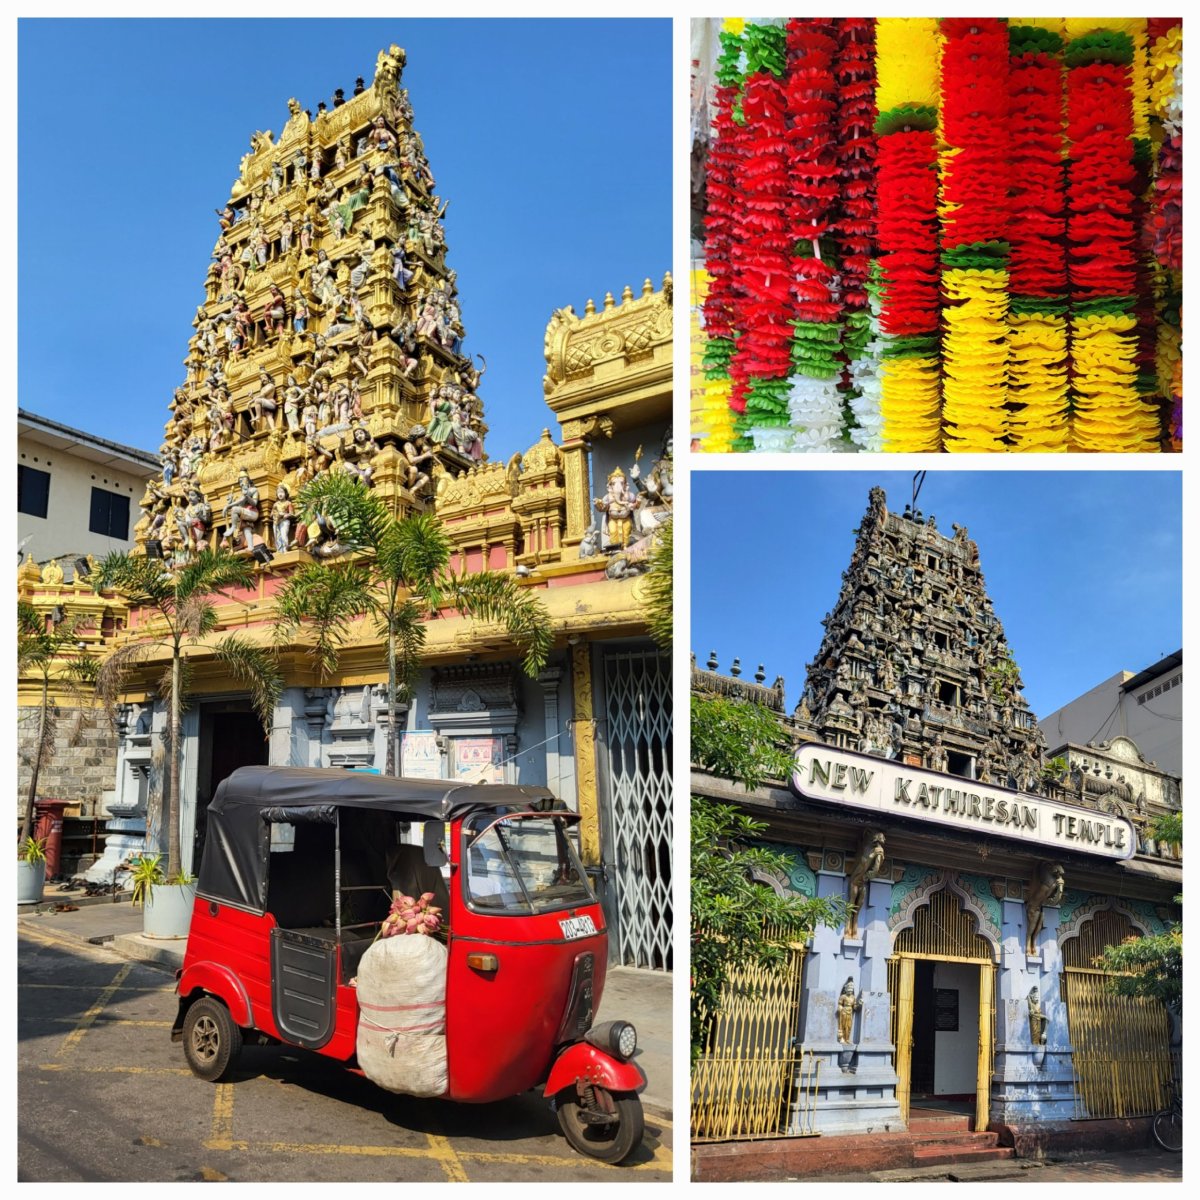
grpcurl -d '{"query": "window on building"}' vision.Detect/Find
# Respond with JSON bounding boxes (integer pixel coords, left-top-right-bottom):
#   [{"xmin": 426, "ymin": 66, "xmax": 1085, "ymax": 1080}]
[
  {"xmin": 937, "ymin": 680, "xmax": 960, "ymax": 706},
  {"xmin": 17, "ymin": 465, "xmax": 51, "ymax": 518},
  {"xmin": 88, "ymin": 487, "xmax": 130, "ymax": 539}
]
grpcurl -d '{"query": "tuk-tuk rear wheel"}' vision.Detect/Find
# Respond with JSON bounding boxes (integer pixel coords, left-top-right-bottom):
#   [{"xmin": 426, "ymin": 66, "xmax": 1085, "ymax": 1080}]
[
  {"xmin": 182, "ymin": 996, "xmax": 243, "ymax": 1083},
  {"xmin": 555, "ymin": 1087, "xmax": 644, "ymax": 1165}
]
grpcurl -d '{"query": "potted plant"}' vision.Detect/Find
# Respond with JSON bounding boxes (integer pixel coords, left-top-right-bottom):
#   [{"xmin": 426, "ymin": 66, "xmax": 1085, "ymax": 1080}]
[
  {"xmin": 17, "ymin": 837, "xmax": 47, "ymax": 905},
  {"xmin": 130, "ymin": 853, "xmax": 197, "ymax": 939}
]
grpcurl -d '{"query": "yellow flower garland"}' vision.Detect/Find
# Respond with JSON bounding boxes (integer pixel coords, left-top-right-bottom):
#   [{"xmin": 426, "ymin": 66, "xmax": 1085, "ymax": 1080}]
[
  {"xmin": 1070, "ymin": 312, "xmax": 1160, "ymax": 452},
  {"xmin": 879, "ymin": 356, "xmax": 941, "ymax": 452},
  {"xmin": 876, "ymin": 18, "xmax": 940, "ymax": 113},
  {"xmin": 1008, "ymin": 313, "xmax": 1070, "ymax": 452},
  {"xmin": 940, "ymin": 268, "xmax": 1010, "ymax": 451}
]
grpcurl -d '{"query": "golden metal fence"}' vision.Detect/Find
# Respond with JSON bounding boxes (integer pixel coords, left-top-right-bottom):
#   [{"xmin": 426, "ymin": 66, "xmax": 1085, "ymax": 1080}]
[
  {"xmin": 1063, "ymin": 910, "xmax": 1176, "ymax": 1119},
  {"xmin": 691, "ymin": 929, "xmax": 808, "ymax": 1141}
]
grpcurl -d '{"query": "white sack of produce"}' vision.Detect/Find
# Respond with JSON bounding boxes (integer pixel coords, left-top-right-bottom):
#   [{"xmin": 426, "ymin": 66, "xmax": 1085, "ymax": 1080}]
[{"xmin": 355, "ymin": 934, "xmax": 449, "ymax": 1097}]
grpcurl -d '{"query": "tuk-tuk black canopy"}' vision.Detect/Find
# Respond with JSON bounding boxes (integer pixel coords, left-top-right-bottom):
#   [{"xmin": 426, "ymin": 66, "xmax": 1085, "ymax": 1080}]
[{"xmin": 198, "ymin": 765, "xmax": 555, "ymax": 912}]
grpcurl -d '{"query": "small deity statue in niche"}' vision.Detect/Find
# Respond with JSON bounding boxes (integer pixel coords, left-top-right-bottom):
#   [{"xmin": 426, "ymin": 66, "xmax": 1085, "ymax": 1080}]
[
  {"xmin": 222, "ymin": 470, "xmax": 260, "ymax": 550},
  {"xmin": 291, "ymin": 291, "xmax": 310, "ymax": 334},
  {"xmin": 1028, "ymin": 987, "xmax": 1048, "ymax": 1045},
  {"xmin": 272, "ymin": 485, "xmax": 295, "ymax": 552},
  {"xmin": 263, "ymin": 286, "xmax": 288, "ymax": 337},
  {"xmin": 250, "ymin": 369, "xmax": 278, "ymax": 431},
  {"xmin": 400, "ymin": 425, "xmax": 434, "ymax": 498},
  {"xmin": 282, "ymin": 375, "xmax": 306, "ymax": 433},
  {"xmin": 836, "ymin": 978, "xmax": 861, "ymax": 1044},
  {"xmin": 593, "ymin": 467, "xmax": 635, "ymax": 551},
  {"xmin": 279, "ymin": 214, "xmax": 294, "ymax": 254}
]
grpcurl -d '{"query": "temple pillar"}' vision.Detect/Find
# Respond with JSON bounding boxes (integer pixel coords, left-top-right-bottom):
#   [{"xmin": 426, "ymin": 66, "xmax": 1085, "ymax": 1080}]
[{"xmin": 570, "ymin": 642, "xmax": 600, "ymax": 864}]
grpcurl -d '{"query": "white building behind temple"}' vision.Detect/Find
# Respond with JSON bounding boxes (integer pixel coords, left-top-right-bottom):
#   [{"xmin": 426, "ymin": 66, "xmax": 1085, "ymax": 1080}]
[{"xmin": 1039, "ymin": 651, "xmax": 1183, "ymax": 778}]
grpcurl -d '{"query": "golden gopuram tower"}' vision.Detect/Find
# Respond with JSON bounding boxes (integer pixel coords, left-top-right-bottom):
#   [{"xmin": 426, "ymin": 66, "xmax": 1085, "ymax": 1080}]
[
  {"xmin": 20, "ymin": 45, "xmax": 674, "ymax": 969},
  {"xmin": 139, "ymin": 45, "xmax": 487, "ymax": 561}
]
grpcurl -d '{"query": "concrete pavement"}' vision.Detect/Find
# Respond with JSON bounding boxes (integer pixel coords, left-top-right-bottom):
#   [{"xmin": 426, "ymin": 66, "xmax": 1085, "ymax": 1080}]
[{"xmin": 17, "ymin": 891, "xmax": 673, "ymax": 1119}]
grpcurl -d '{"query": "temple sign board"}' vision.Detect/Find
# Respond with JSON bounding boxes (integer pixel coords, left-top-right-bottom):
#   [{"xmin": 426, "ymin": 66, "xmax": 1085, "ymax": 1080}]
[{"xmin": 791, "ymin": 744, "xmax": 1136, "ymax": 861}]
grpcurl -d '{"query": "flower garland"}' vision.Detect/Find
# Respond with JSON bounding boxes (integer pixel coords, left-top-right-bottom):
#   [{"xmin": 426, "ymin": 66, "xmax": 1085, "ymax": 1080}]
[
  {"xmin": 836, "ymin": 17, "xmax": 881, "ymax": 449},
  {"xmin": 1064, "ymin": 30, "xmax": 1160, "ymax": 451},
  {"xmin": 1006, "ymin": 24, "xmax": 1070, "ymax": 451},
  {"xmin": 699, "ymin": 21, "xmax": 747, "ymax": 452},
  {"xmin": 874, "ymin": 18, "xmax": 942, "ymax": 450},
  {"xmin": 783, "ymin": 17, "xmax": 844, "ymax": 451},
  {"xmin": 1149, "ymin": 19, "xmax": 1183, "ymax": 447},
  {"xmin": 938, "ymin": 18, "xmax": 1011, "ymax": 452},
  {"xmin": 730, "ymin": 22, "xmax": 793, "ymax": 451}
]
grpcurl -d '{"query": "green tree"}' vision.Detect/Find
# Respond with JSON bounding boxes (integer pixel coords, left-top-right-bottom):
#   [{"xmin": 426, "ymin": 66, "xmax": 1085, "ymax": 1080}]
[
  {"xmin": 93, "ymin": 548, "xmax": 283, "ymax": 879},
  {"xmin": 274, "ymin": 473, "xmax": 553, "ymax": 775},
  {"xmin": 17, "ymin": 601, "xmax": 100, "ymax": 848},
  {"xmin": 1093, "ymin": 813, "xmax": 1182, "ymax": 1010},
  {"xmin": 691, "ymin": 694, "xmax": 844, "ymax": 1057}
]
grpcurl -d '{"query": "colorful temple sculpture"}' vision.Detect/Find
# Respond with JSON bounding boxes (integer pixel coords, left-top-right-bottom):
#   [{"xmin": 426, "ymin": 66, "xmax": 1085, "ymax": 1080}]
[
  {"xmin": 17, "ymin": 48, "xmax": 673, "ymax": 972},
  {"xmin": 691, "ymin": 487, "xmax": 1181, "ymax": 1163},
  {"xmin": 691, "ymin": 17, "xmax": 1183, "ymax": 453}
]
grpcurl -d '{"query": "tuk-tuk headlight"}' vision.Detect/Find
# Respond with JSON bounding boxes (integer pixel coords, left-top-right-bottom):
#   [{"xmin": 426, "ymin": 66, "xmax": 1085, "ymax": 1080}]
[{"xmin": 585, "ymin": 1019, "xmax": 638, "ymax": 1062}]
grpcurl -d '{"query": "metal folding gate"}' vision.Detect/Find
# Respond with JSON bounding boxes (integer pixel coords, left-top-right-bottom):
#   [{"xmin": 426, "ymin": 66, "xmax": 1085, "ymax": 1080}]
[
  {"xmin": 1063, "ymin": 909, "xmax": 1177, "ymax": 1118},
  {"xmin": 601, "ymin": 648, "xmax": 672, "ymax": 970},
  {"xmin": 691, "ymin": 933, "xmax": 813, "ymax": 1141}
]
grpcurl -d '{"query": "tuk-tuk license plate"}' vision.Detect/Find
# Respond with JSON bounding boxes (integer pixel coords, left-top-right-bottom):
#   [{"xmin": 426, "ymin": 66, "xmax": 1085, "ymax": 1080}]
[{"xmin": 559, "ymin": 914, "xmax": 597, "ymax": 940}]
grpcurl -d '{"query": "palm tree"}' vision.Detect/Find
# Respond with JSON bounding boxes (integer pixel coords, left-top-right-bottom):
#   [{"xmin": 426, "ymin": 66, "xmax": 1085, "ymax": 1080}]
[
  {"xmin": 93, "ymin": 548, "xmax": 283, "ymax": 879},
  {"xmin": 17, "ymin": 601, "xmax": 100, "ymax": 848},
  {"xmin": 275, "ymin": 472, "xmax": 553, "ymax": 775}
]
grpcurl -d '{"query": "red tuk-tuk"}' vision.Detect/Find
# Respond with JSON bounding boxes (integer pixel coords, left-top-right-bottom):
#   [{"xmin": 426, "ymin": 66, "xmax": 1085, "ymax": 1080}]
[{"xmin": 172, "ymin": 766, "xmax": 647, "ymax": 1163}]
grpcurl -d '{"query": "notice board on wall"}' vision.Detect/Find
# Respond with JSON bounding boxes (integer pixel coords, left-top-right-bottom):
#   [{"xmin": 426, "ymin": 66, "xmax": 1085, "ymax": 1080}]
[{"xmin": 934, "ymin": 988, "xmax": 959, "ymax": 1032}]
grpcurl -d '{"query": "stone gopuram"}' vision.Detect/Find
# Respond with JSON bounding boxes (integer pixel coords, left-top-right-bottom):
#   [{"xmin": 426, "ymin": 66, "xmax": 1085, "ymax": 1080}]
[
  {"xmin": 690, "ymin": 486, "xmax": 1181, "ymax": 1160},
  {"xmin": 141, "ymin": 45, "xmax": 484, "ymax": 565}
]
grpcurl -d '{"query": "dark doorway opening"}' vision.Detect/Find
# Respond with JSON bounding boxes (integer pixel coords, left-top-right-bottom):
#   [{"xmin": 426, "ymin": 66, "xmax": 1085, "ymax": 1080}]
[
  {"xmin": 194, "ymin": 704, "xmax": 269, "ymax": 872},
  {"xmin": 911, "ymin": 959, "xmax": 936, "ymax": 1096}
]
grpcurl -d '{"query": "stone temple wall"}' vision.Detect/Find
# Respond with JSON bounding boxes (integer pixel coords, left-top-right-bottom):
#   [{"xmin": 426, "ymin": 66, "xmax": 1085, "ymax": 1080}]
[{"xmin": 17, "ymin": 706, "xmax": 118, "ymax": 820}]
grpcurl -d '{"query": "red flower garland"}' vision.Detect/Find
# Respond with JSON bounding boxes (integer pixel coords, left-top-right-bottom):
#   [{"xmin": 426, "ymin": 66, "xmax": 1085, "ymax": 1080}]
[
  {"xmin": 702, "ymin": 78, "xmax": 743, "ymax": 341},
  {"xmin": 1008, "ymin": 49, "xmax": 1066, "ymax": 297},
  {"xmin": 1066, "ymin": 62, "xmax": 1137, "ymax": 298},
  {"xmin": 835, "ymin": 18, "xmax": 877, "ymax": 314},
  {"xmin": 939, "ymin": 18, "xmax": 1010, "ymax": 248},
  {"xmin": 786, "ymin": 18, "xmax": 841, "ymax": 325},
  {"xmin": 875, "ymin": 128, "xmax": 940, "ymax": 335},
  {"xmin": 730, "ymin": 72, "xmax": 794, "ymax": 383}
]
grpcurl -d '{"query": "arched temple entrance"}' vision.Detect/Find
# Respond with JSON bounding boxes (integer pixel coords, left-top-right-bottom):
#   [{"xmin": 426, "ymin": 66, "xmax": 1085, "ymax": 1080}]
[
  {"xmin": 888, "ymin": 887, "xmax": 996, "ymax": 1132},
  {"xmin": 1062, "ymin": 908, "xmax": 1177, "ymax": 1118}
]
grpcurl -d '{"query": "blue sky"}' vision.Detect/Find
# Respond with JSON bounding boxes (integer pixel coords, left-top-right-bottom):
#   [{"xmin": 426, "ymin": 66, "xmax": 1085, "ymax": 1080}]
[
  {"xmin": 692, "ymin": 470, "xmax": 1183, "ymax": 720},
  {"xmin": 17, "ymin": 18, "xmax": 670, "ymax": 460}
]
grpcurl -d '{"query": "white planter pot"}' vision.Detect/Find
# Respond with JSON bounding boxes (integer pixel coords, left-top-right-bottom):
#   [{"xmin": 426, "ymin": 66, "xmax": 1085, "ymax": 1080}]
[
  {"xmin": 142, "ymin": 881, "xmax": 197, "ymax": 939},
  {"xmin": 17, "ymin": 860, "xmax": 46, "ymax": 905}
]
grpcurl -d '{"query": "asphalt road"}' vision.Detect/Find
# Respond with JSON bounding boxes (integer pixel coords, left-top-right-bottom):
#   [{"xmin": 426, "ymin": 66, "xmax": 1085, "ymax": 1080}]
[{"xmin": 17, "ymin": 922, "xmax": 672, "ymax": 1183}]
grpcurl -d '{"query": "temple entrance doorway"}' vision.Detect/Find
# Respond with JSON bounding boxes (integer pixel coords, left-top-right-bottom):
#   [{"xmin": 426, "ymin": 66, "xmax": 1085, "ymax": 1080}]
[
  {"xmin": 193, "ymin": 701, "xmax": 269, "ymax": 872},
  {"xmin": 888, "ymin": 888, "xmax": 996, "ymax": 1132}
]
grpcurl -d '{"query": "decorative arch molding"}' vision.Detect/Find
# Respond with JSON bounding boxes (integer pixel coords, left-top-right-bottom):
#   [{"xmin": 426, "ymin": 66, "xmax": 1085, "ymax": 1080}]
[
  {"xmin": 888, "ymin": 868, "xmax": 1002, "ymax": 962},
  {"xmin": 746, "ymin": 864, "xmax": 789, "ymax": 898},
  {"xmin": 1058, "ymin": 895, "xmax": 1154, "ymax": 947}
]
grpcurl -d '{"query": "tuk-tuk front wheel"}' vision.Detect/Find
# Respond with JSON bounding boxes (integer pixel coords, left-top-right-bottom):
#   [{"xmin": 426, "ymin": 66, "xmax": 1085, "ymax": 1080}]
[
  {"xmin": 555, "ymin": 1085, "xmax": 644, "ymax": 1164},
  {"xmin": 182, "ymin": 996, "xmax": 243, "ymax": 1083}
]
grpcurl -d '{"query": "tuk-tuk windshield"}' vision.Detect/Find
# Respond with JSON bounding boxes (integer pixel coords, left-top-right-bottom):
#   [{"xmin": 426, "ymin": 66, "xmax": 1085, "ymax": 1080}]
[{"xmin": 464, "ymin": 813, "xmax": 594, "ymax": 915}]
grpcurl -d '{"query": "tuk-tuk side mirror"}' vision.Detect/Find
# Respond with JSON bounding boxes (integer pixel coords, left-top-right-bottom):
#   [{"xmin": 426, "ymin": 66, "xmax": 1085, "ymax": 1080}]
[{"xmin": 423, "ymin": 820, "xmax": 447, "ymax": 867}]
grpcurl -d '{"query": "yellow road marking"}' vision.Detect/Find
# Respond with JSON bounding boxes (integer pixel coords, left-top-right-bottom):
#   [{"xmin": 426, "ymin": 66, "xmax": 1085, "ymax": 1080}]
[
  {"xmin": 198, "ymin": 1167, "xmax": 229, "ymax": 1181},
  {"xmin": 60, "ymin": 963, "xmax": 132, "ymax": 1057},
  {"xmin": 39, "ymin": 1063, "xmax": 192, "ymax": 1077},
  {"xmin": 425, "ymin": 1133, "xmax": 470, "ymax": 1182},
  {"xmin": 134, "ymin": 1136, "xmax": 164, "ymax": 1147},
  {"xmin": 193, "ymin": 1136, "xmax": 672, "ymax": 1173},
  {"xmin": 211, "ymin": 1084, "xmax": 235, "ymax": 1145},
  {"xmin": 22, "ymin": 982, "xmax": 166, "ymax": 993},
  {"xmin": 36, "ymin": 1017, "xmax": 173, "ymax": 1029}
]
